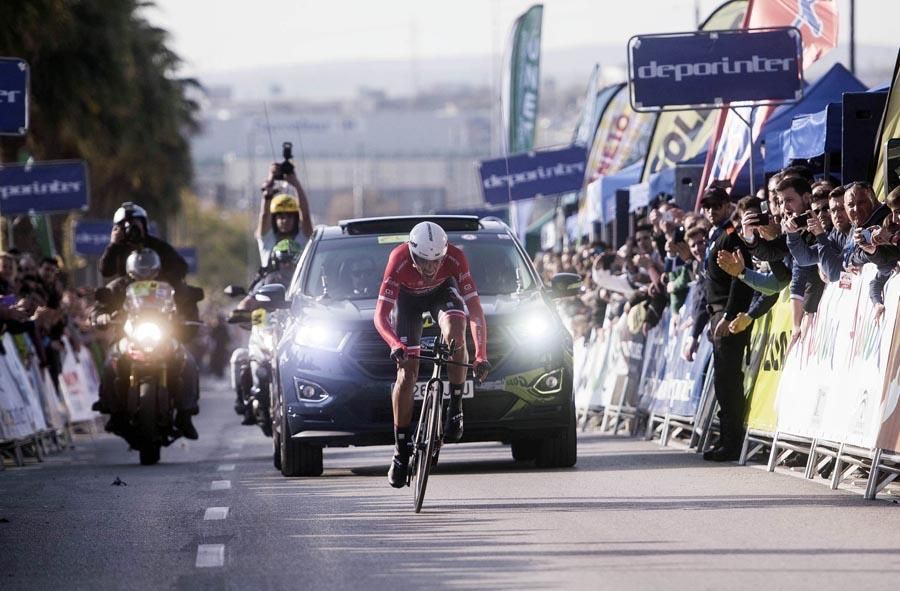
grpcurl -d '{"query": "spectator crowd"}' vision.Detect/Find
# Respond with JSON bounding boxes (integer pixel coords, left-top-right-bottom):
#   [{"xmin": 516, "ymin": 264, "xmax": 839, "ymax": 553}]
[{"xmin": 539, "ymin": 164, "xmax": 900, "ymax": 459}]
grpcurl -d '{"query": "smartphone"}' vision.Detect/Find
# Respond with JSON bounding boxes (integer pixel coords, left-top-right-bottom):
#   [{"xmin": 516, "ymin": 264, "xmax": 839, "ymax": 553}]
[
  {"xmin": 674, "ymin": 225, "xmax": 686, "ymax": 243},
  {"xmin": 794, "ymin": 212, "xmax": 811, "ymax": 228},
  {"xmin": 861, "ymin": 228, "xmax": 873, "ymax": 244},
  {"xmin": 757, "ymin": 201, "xmax": 770, "ymax": 226}
]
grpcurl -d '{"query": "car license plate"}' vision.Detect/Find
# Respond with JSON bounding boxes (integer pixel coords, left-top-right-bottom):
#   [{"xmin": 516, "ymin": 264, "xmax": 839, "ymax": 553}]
[{"xmin": 410, "ymin": 380, "xmax": 474, "ymax": 400}]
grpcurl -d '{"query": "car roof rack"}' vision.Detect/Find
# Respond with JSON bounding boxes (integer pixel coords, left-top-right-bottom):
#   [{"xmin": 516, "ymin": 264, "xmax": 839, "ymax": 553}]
[{"xmin": 338, "ymin": 215, "xmax": 481, "ymax": 235}]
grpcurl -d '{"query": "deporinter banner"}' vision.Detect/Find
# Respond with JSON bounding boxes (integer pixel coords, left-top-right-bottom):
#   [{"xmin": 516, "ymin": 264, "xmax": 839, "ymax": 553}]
[
  {"xmin": 504, "ymin": 4, "xmax": 543, "ymax": 154},
  {"xmin": 702, "ymin": 0, "xmax": 839, "ymax": 192},
  {"xmin": 0, "ymin": 57, "xmax": 29, "ymax": 135},
  {"xmin": 479, "ymin": 145, "xmax": 587, "ymax": 204},
  {"xmin": 641, "ymin": 0, "xmax": 748, "ymax": 183},
  {"xmin": 0, "ymin": 160, "xmax": 90, "ymax": 215},
  {"xmin": 628, "ymin": 28, "xmax": 802, "ymax": 110},
  {"xmin": 873, "ymin": 49, "xmax": 900, "ymax": 200}
]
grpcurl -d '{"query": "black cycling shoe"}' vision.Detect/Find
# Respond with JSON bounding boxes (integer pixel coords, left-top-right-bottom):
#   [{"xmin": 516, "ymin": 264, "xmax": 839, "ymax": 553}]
[
  {"xmin": 444, "ymin": 410, "xmax": 464, "ymax": 443},
  {"xmin": 388, "ymin": 454, "xmax": 409, "ymax": 488},
  {"xmin": 175, "ymin": 411, "xmax": 199, "ymax": 440}
]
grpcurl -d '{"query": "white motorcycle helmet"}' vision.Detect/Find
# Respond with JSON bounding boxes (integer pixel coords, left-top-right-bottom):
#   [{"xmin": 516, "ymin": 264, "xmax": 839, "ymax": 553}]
[{"xmin": 408, "ymin": 221, "xmax": 448, "ymax": 263}]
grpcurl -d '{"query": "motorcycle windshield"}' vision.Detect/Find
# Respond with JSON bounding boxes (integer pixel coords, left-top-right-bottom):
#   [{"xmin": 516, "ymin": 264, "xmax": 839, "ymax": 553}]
[{"xmin": 125, "ymin": 280, "xmax": 175, "ymax": 313}]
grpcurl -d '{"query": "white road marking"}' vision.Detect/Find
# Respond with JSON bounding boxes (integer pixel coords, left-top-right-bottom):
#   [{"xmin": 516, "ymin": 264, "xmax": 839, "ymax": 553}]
[
  {"xmin": 217, "ymin": 464, "xmax": 235, "ymax": 472},
  {"xmin": 223, "ymin": 452, "xmax": 240, "ymax": 459},
  {"xmin": 195, "ymin": 544, "xmax": 225, "ymax": 567},
  {"xmin": 204, "ymin": 507, "xmax": 229, "ymax": 520},
  {"xmin": 210, "ymin": 480, "xmax": 231, "ymax": 490}
]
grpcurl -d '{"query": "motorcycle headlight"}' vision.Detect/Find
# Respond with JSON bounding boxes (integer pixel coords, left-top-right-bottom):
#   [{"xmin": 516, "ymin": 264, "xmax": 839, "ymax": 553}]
[
  {"xmin": 126, "ymin": 320, "xmax": 163, "ymax": 350},
  {"xmin": 293, "ymin": 319, "xmax": 349, "ymax": 352}
]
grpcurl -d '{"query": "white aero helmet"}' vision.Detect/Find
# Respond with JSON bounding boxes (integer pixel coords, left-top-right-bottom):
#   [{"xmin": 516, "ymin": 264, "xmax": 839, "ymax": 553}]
[
  {"xmin": 408, "ymin": 221, "xmax": 448, "ymax": 262},
  {"xmin": 113, "ymin": 202, "xmax": 148, "ymax": 225}
]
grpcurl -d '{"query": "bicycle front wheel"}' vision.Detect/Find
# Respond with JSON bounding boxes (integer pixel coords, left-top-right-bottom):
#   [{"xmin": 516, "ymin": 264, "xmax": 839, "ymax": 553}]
[{"xmin": 412, "ymin": 379, "xmax": 442, "ymax": 513}]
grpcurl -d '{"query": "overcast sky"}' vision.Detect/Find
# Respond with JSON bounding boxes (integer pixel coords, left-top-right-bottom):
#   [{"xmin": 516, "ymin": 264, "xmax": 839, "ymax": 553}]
[{"xmin": 147, "ymin": 0, "xmax": 897, "ymax": 75}]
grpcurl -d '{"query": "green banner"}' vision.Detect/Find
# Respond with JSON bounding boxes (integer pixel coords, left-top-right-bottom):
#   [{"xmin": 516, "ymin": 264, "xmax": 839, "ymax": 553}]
[
  {"xmin": 639, "ymin": 0, "xmax": 749, "ymax": 182},
  {"xmin": 506, "ymin": 4, "xmax": 543, "ymax": 154}
]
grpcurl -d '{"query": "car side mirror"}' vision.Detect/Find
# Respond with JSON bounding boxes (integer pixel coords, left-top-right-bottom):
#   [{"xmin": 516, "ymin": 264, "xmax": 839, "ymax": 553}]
[
  {"xmin": 224, "ymin": 284, "xmax": 246, "ymax": 298},
  {"xmin": 253, "ymin": 283, "xmax": 289, "ymax": 310},
  {"xmin": 549, "ymin": 273, "xmax": 582, "ymax": 299}
]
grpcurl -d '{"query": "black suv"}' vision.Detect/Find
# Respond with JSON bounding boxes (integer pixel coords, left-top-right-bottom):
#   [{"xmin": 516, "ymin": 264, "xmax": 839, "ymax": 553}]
[{"xmin": 267, "ymin": 215, "xmax": 579, "ymax": 476}]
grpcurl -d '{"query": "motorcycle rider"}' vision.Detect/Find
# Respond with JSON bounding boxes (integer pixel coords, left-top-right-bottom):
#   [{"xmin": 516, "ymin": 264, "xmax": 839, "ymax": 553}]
[
  {"xmin": 229, "ymin": 239, "xmax": 303, "ymax": 420},
  {"xmin": 256, "ymin": 164, "xmax": 313, "ymax": 267},
  {"xmin": 94, "ymin": 203, "xmax": 201, "ymax": 439}
]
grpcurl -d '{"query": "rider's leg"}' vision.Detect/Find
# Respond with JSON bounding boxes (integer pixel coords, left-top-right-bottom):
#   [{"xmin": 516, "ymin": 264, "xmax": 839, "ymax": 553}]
[
  {"xmin": 439, "ymin": 312, "xmax": 468, "ymax": 443},
  {"xmin": 173, "ymin": 348, "xmax": 200, "ymax": 439},
  {"xmin": 389, "ymin": 355, "xmax": 419, "ymax": 488}
]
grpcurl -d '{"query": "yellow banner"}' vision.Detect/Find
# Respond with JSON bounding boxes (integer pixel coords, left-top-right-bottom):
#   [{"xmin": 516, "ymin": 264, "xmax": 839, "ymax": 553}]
[
  {"xmin": 873, "ymin": 49, "xmax": 900, "ymax": 200},
  {"xmin": 746, "ymin": 289, "xmax": 793, "ymax": 433}
]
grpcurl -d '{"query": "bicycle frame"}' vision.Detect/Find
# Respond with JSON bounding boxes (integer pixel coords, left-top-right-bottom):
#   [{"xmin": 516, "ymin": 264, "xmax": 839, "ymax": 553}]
[{"xmin": 408, "ymin": 338, "xmax": 471, "ymax": 513}]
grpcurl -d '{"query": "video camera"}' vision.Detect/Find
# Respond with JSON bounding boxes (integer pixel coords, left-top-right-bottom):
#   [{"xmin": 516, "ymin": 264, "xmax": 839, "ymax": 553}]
[
  {"xmin": 272, "ymin": 142, "xmax": 295, "ymax": 181},
  {"xmin": 122, "ymin": 213, "xmax": 144, "ymax": 246}
]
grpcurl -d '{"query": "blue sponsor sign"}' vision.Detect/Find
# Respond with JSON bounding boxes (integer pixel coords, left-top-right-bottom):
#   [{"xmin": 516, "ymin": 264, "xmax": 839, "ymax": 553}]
[
  {"xmin": 628, "ymin": 27, "xmax": 803, "ymax": 112},
  {"xmin": 478, "ymin": 145, "xmax": 587, "ymax": 205},
  {"xmin": 74, "ymin": 219, "xmax": 163, "ymax": 257},
  {"xmin": 74, "ymin": 220, "xmax": 112, "ymax": 257},
  {"xmin": 0, "ymin": 58, "xmax": 29, "ymax": 135},
  {"xmin": 0, "ymin": 160, "xmax": 89, "ymax": 215},
  {"xmin": 177, "ymin": 247, "xmax": 198, "ymax": 274}
]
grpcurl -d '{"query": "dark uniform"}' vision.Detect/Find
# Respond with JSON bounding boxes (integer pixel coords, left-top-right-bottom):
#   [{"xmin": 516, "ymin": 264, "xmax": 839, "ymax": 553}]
[{"xmin": 704, "ymin": 220, "xmax": 754, "ymax": 454}]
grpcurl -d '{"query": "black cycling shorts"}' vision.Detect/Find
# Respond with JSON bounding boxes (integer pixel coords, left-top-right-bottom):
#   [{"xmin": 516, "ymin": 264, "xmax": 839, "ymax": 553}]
[{"xmin": 393, "ymin": 278, "xmax": 467, "ymax": 356}]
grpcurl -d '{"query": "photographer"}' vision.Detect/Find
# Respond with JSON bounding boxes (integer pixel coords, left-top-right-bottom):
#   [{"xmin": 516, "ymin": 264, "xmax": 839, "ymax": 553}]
[
  {"xmin": 255, "ymin": 144, "xmax": 314, "ymax": 266},
  {"xmin": 100, "ymin": 202, "xmax": 188, "ymax": 285}
]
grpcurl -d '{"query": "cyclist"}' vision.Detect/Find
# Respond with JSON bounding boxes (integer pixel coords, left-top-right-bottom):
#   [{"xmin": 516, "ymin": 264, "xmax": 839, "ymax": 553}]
[{"xmin": 374, "ymin": 221, "xmax": 491, "ymax": 488}]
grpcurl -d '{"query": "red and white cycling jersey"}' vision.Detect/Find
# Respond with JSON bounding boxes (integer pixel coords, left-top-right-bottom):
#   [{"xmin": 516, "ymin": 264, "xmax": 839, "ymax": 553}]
[{"xmin": 374, "ymin": 243, "xmax": 487, "ymax": 361}]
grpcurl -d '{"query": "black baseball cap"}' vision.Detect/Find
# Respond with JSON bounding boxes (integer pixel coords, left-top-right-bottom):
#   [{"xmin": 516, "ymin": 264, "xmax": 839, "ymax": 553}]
[{"xmin": 700, "ymin": 187, "xmax": 730, "ymax": 208}]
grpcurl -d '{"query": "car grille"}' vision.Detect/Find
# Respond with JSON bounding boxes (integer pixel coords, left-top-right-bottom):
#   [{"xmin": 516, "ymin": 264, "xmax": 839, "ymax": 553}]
[{"xmin": 348, "ymin": 323, "xmax": 515, "ymax": 380}]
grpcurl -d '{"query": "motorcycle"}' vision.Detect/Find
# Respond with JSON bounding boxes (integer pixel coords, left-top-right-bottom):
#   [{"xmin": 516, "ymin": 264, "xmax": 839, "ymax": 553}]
[
  {"xmin": 225, "ymin": 283, "xmax": 287, "ymax": 437},
  {"xmin": 96, "ymin": 279, "xmax": 199, "ymax": 465}
]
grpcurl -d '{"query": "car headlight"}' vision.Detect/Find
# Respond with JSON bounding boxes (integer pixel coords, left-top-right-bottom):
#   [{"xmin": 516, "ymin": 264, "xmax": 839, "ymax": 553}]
[
  {"xmin": 293, "ymin": 377, "xmax": 330, "ymax": 403},
  {"xmin": 293, "ymin": 319, "xmax": 349, "ymax": 352},
  {"xmin": 511, "ymin": 311, "xmax": 558, "ymax": 342}
]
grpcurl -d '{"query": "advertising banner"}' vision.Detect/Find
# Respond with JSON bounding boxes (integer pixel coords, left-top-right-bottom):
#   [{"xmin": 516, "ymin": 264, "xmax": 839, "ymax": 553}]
[
  {"xmin": 0, "ymin": 57, "xmax": 29, "ymax": 135},
  {"xmin": 775, "ymin": 266, "xmax": 890, "ymax": 448},
  {"xmin": 585, "ymin": 85, "xmax": 656, "ymax": 182},
  {"xmin": 504, "ymin": 5, "xmax": 543, "ymax": 154},
  {"xmin": 746, "ymin": 290, "xmax": 793, "ymax": 433},
  {"xmin": 628, "ymin": 27, "xmax": 803, "ymax": 111},
  {"xmin": 640, "ymin": 0, "xmax": 749, "ymax": 182},
  {"xmin": 58, "ymin": 338, "xmax": 99, "ymax": 424},
  {"xmin": 74, "ymin": 220, "xmax": 113, "ymax": 257},
  {"xmin": 479, "ymin": 145, "xmax": 587, "ymax": 205},
  {"xmin": 702, "ymin": 0, "xmax": 839, "ymax": 192},
  {"xmin": 875, "ymin": 278, "xmax": 900, "ymax": 452},
  {"xmin": 0, "ymin": 160, "xmax": 90, "ymax": 215}
]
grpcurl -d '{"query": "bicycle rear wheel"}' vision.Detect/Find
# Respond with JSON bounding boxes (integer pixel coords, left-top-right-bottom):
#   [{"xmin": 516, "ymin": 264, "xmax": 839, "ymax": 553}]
[{"xmin": 412, "ymin": 379, "xmax": 442, "ymax": 513}]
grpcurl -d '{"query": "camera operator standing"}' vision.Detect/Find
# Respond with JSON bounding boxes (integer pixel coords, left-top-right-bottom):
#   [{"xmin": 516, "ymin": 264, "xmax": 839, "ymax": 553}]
[{"xmin": 255, "ymin": 143, "xmax": 314, "ymax": 267}]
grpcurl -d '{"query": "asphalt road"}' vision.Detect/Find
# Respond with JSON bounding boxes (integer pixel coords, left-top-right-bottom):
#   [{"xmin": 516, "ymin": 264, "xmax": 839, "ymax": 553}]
[{"xmin": 2, "ymin": 378, "xmax": 900, "ymax": 591}]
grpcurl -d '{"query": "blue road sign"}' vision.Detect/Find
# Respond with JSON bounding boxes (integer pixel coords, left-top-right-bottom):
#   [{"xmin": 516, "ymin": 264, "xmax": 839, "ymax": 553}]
[
  {"xmin": 628, "ymin": 27, "xmax": 803, "ymax": 111},
  {"xmin": 0, "ymin": 160, "xmax": 89, "ymax": 215},
  {"xmin": 74, "ymin": 220, "xmax": 112, "ymax": 257},
  {"xmin": 478, "ymin": 145, "xmax": 587, "ymax": 205},
  {"xmin": 0, "ymin": 57, "xmax": 28, "ymax": 135}
]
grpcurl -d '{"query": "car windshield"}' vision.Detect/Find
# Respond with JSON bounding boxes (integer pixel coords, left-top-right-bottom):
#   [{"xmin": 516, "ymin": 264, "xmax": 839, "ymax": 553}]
[{"xmin": 300, "ymin": 232, "xmax": 538, "ymax": 300}]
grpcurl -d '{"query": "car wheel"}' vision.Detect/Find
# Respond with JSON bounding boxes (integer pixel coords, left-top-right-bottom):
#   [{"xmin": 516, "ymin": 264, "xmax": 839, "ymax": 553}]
[
  {"xmin": 272, "ymin": 430, "xmax": 282, "ymax": 470},
  {"xmin": 510, "ymin": 439, "xmax": 539, "ymax": 462},
  {"xmin": 535, "ymin": 399, "xmax": 577, "ymax": 468}
]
